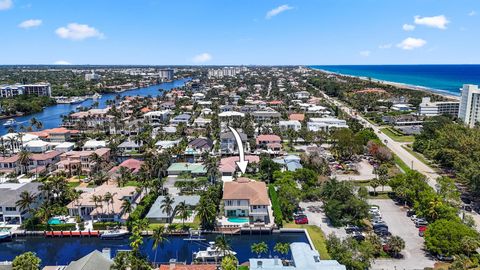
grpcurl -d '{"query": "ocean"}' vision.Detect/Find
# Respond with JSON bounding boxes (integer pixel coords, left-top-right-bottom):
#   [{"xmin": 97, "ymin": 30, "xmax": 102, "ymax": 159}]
[{"xmin": 310, "ymin": 65, "xmax": 480, "ymax": 96}]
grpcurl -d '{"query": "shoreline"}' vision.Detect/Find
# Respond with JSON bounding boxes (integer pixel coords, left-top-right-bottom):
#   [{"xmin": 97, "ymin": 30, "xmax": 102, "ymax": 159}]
[{"xmin": 310, "ymin": 67, "xmax": 460, "ymax": 101}]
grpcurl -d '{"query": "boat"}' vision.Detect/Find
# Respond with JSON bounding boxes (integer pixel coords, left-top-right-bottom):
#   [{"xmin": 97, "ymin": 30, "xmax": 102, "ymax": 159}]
[
  {"xmin": 100, "ymin": 228, "xmax": 129, "ymax": 239},
  {"xmin": 69, "ymin": 97, "xmax": 86, "ymax": 104},
  {"xmin": 92, "ymin": 93, "xmax": 102, "ymax": 100},
  {"xmin": 183, "ymin": 229, "xmax": 206, "ymax": 241},
  {"xmin": 0, "ymin": 231, "xmax": 12, "ymax": 241},
  {"xmin": 3, "ymin": 119, "xmax": 17, "ymax": 127},
  {"xmin": 193, "ymin": 242, "xmax": 237, "ymax": 262}
]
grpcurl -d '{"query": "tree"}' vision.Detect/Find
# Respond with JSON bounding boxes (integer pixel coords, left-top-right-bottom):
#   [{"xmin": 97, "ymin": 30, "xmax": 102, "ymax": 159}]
[
  {"xmin": 151, "ymin": 226, "xmax": 168, "ymax": 264},
  {"xmin": 376, "ymin": 164, "xmax": 389, "ymax": 191},
  {"xmin": 111, "ymin": 251, "xmax": 152, "ymax": 270},
  {"xmin": 251, "ymin": 241, "xmax": 268, "ymax": 258},
  {"xmin": 121, "ymin": 199, "xmax": 132, "ymax": 216},
  {"xmin": 16, "ymin": 191, "xmax": 34, "ymax": 212},
  {"xmin": 461, "ymin": 236, "xmax": 480, "ymax": 257},
  {"xmin": 175, "ymin": 201, "xmax": 191, "ymax": 226},
  {"xmin": 436, "ymin": 176, "xmax": 460, "ymax": 205},
  {"xmin": 425, "ymin": 219, "xmax": 479, "ymax": 256},
  {"xmin": 215, "ymin": 235, "xmax": 232, "ymax": 257},
  {"xmin": 386, "ymin": 236, "xmax": 405, "ymax": 258},
  {"xmin": 160, "ymin": 195, "xmax": 175, "ymax": 223},
  {"xmin": 330, "ymin": 129, "xmax": 363, "ymax": 160},
  {"xmin": 18, "ymin": 149, "xmax": 32, "ymax": 174},
  {"xmin": 274, "ymin": 242, "xmax": 290, "ymax": 259},
  {"xmin": 221, "ymin": 255, "xmax": 238, "ymax": 270},
  {"xmin": 326, "ymin": 234, "xmax": 375, "ymax": 270},
  {"xmin": 12, "ymin": 252, "xmax": 41, "ymax": 270},
  {"xmin": 370, "ymin": 179, "xmax": 380, "ymax": 196},
  {"xmin": 259, "ymin": 156, "xmax": 281, "ymax": 183}
]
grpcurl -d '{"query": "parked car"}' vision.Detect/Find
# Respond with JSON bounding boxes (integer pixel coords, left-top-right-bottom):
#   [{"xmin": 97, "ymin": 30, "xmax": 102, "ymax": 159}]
[
  {"xmin": 352, "ymin": 232, "xmax": 365, "ymax": 241},
  {"xmin": 462, "ymin": 205, "xmax": 472, "ymax": 212},
  {"xmin": 418, "ymin": 226, "xmax": 427, "ymax": 237},
  {"xmin": 372, "ymin": 220, "xmax": 387, "ymax": 226},
  {"xmin": 461, "ymin": 195, "xmax": 472, "ymax": 205},
  {"xmin": 345, "ymin": 225, "xmax": 361, "ymax": 234},
  {"xmin": 415, "ymin": 220, "xmax": 428, "ymax": 228},
  {"xmin": 374, "ymin": 228, "xmax": 391, "ymax": 237},
  {"xmin": 436, "ymin": 254, "xmax": 454, "ymax": 262},
  {"xmin": 373, "ymin": 223, "xmax": 388, "ymax": 230},
  {"xmin": 406, "ymin": 209, "xmax": 415, "ymax": 217},
  {"xmin": 295, "ymin": 216, "xmax": 308, "ymax": 224}
]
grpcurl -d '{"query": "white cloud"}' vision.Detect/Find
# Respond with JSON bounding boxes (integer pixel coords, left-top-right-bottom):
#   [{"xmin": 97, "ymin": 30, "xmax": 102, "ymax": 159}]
[
  {"xmin": 469, "ymin": 11, "xmax": 476, "ymax": 16},
  {"xmin": 18, "ymin": 19, "xmax": 42, "ymax": 29},
  {"xmin": 192, "ymin": 53, "xmax": 212, "ymax": 64},
  {"xmin": 55, "ymin": 23, "xmax": 104, "ymax": 41},
  {"xmin": 0, "ymin": 0, "xmax": 13, "ymax": 10},
  {"xmin": 359, "ymin": 50, "xmax": 371, "ymax": 57},
  {"xmin": 54, "ymin": 60, "xmax": 72, "ymax": 65},
  {"xmin": 397, "ymin": 37, "xmax": 427, "ymax": 50},
  {"xmin": 414, "ymin": 15, "xmax": 449, "ymax": 29},
  {"xmin": 402, "ymin": 24, "xmax": 415, "ymax": 31},
  {"xmin": 379, "ymin": 44, "xmax": 392, "ymax": 49},
  {"xmin": 266, "ymin": 4, "xmax": 293, "ymax": 19}
]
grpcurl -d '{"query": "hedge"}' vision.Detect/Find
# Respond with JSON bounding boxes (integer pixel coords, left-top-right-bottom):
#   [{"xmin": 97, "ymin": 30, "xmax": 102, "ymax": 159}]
[
  {"xmin": 268, "ymin": 184, "xmax": 283, "ymax": 227},
  {"xmin": 127, "ymin": 192, "xmax": 159, "ymax": 229},
  {"xmin": 93, "ymin": 222, "xmax": 121, "ymax": 230},
  {"xmin": 29, "ymin": 223, "xmax": 77, "ymax": 231}
]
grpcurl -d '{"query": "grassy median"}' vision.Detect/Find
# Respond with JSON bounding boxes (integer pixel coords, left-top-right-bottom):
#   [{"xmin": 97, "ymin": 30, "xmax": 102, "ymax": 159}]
[{"xmin": 284, "ymin": 223, "xmax": 331, "ymax": 259}]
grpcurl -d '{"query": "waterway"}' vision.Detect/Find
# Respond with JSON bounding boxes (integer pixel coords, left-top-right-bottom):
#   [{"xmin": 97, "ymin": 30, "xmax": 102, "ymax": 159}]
[
  {"xmin": 0, "ymin": 232, "xmax": 308, "ymax": 266},
  {"xmin": 0, "ymin": 78, "xmax": 190, "ymax": 136}
]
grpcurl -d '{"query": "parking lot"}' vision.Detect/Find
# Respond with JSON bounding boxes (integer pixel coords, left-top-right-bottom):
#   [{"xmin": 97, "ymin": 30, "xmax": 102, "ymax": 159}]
[
  {"xmin": 369, "ymin": 199, "xmax": 435, "ymax": 270},
  {"xmin": 299, "ymin": 201, "xmax": 347, "ymax": 239}
]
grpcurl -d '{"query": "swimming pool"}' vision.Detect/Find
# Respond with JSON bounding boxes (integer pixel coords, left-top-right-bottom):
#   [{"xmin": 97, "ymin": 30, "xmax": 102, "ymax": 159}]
[
  {"xmin": 48, "ymin": 218, "xmax": 65, "ymax": 225},
  {"xmin": 227, "ymin": 217, "xmax": 249, "ymax": 223}
]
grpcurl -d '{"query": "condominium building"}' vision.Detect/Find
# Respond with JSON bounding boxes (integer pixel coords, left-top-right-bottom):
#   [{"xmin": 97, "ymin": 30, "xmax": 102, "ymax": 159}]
[
  {"xmin": 458, "ymin": 84, "xmax": 480, "ymax": 128},
  {"xmin": 419, "ymin": 97, "xmax": 460, "ymax": 117},
  {"xmin": 0, "ymin": 83, "xmax": 51, "ymax": 98},
  {"xmin": 159, "ymin": 69, "xmax": 174, "ymax": 81},
  {"xmin": 207, "ymin": 67, "xmax": 246, "ymax": 78}
]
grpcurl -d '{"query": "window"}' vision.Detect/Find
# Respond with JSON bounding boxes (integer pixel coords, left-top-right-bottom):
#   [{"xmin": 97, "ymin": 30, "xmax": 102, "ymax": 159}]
[{"xmin": 5, "ymin": 207, "xmax": 16, "ymax": 211}]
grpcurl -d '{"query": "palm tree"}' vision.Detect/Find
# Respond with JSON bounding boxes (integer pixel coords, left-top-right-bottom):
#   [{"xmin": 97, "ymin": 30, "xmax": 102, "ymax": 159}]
[
  {"xmin": 175, "ymin": 201, "xmax": 191, "ymax": 226},
  {"xmin": 151, "ymin": 226, "xmax": 168, "ymax": 265},
  {"xmin": 215, "ymin": 235, "xmax": 231, "ymax": 257},
  {"xmin": 103, "ymin": 192, "xmax": 113, "ymax": 215},
  {"xmin": 274, "ymin": 242, "xmax": 290, "ymax": 259},
  {"xmin": 251, "ymin": 242, "xmax": 269, "ymax": 258},
  {"xmin": 117, "ymin": 166, "xmax": 131, "ymax": 187},
  {"xmin": 16, "ymin": 191, "xmax": 34, "ymax": 213},
  {"xmin": 35, "ymin": 204, "xmax": 52, "ymax": 223},
  {"xmin": 160, "ymin": 195, "xmax": 175, "ymax": 224},
  {"xmin": 386, "ymin": 236, "xmax": 405, "ymax": 258},
  {"xmin": 121, "ymin": 199, "xmax": 133, "ymax": 216},
  {"xmin": 30, "ymin": 117, "xmax": 43, "ymax": 131},
  {"xmin": 18, "ymin": 149, "xmax": 32, "ymax": 174}
]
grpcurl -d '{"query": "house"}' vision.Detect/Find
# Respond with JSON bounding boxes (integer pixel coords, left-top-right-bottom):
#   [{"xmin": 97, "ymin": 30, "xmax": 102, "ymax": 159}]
[
  {"xmin": 220, "ymin": 131, "xmax": 248, "ymax": 154},
  {"xmin": 146, "ymin": 195, "xmax": 200, "ymax": 223},
  {"xmin": 66, "ymin": 184, "xmax": 141, "ymax": 222},
  {"xmin": 118, "ymin": 140, "xmax": 141, "ymax": 154},
  {"xmin": 24, "ymin": 140, "xmax": 51, "ymax": 153},
  {"xmin": 167, "ymin": 163, "xmax": 206, "ymax": 176},
  {"xmin": 279, "ymin": 120, "xmax": 302, "ymax": 131},
  {"xmin": 192, "ymin": 92, "xmax": 205, "ymax": 101},
  {"xmin": 222, "ymin": 178, "xmax": 271, "ymax": 224},
  {"xmin": 186, "ymin": 138, "xmax": 213, "ymax": 154},
  {"xmin": 294, "ymin": 91, "xmax": 310, "ymax": 100},
  {"xmin": 156, "ymin": 139, "xmax": 181, "ymax": 150},
  {"xmin": 218, "ymin": 111, "xmax": 245, "ymax": 118},
  {"xmin": 144, "ymin": 110, "xmax": 171, "ymax": 126},
  {"xmin": 56, "ymin": 148, "xmax": 110, "ymax": 175},
  {"xmin": 219, "ymin": 155, "xmax": 260, "ymax": 177},
  {"xmin": 1, "ymin": 133, "xmax": 39, "ymax": 154},
  {"xmin": 63, "ymin": 108, "xmax": 113, "ymax": 129},
  {"xmin": 160, "ymin": 101, "xmax": 175, "ymax": 110},
  {"xmin": 0, "ymin": 182, "xmax": 43, "ymax": 224},
  {"xmin": 83, "ymin": 140, "xmax": 107, "ymax": 151},
  {"xmin": 391, "ymin": 103, "xmax": 413, "ymax": 112},
  {"xmin": 29, "ymin": 127, "xmax": 79, "ymax": 143},
  {"xmin": 256, "ymin": 134, "xmax": 281, "ymax": 149},
  {"xmin": 170, "ymin": 113, "xmax": 191, "ymax": 125},
  {"xmin": 307, "ymin": 118, "xmax": 348, "ymax": 132},
  {"xmin": 251, "ymin": 109, "xmax": 281, "ymax": 123},
  {"xmin": 28, "ymin": 151, "xmax": 62, "ymax": 175},
  {"xmin": 43, "ymin": 249, "xmax": 114, "ymax": 270},
  {"xmin": 193, "ymin": 117, "xmax": 211, "ymax": 128},
  {"xmin": 289, "ymin": 114, "xmax": 305, "ymax": 121},
  {"xmin": 54, "ymin": 142, "xmax": 75, "ymax": 153},
  {"xmin": 0, "ymin": 155, "xmax": 20, "ymax": 175},
  {"xmin": 249, "ymin": 242, "xmax": 346, "ymax": 270},
  {"xmin": 108, "ymin": 159, "xmax": 144, "ymax": 179},
  {"xmin": 273, "ymin": 155, "xmax": 303, "ymax": 172}
]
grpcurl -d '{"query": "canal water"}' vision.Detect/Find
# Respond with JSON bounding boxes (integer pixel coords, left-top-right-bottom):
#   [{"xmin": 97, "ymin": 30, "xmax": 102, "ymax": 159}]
[
  {"xmin": 0, "ymin": 232, "xmax": 308, "ymax": 266},
  {"xmin": 0, "ymin": 78, "xmax": 190, "ymax": 136}
]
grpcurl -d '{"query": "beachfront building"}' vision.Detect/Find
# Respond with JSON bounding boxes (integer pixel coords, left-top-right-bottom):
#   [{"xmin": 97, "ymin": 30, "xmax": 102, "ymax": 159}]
[
  {"xmin": 419, "ymin": 97, "xmax": 460, "ymax": 117},
  {"xmin": 159, "ymin": 69, "xmax": 174, "ymax": 81},
  {"xmin": 0, "ymin": 182, "xmax": 43, "ymax": 225},
  {"xmin": 221, "ymin": 178, "xmax": 272, "ymax": 225},
  {"xmin": 66, "ymin": 184, "xmax": 141, "ymax": 222},
  {"xmin": 0, "ymin": 83, "xmax": 52, "ymax": 98},
  {"xmin": 458, "ymin": 84, "xmax": 480, "ymax": 128},
  {"xmin": 249, "ymin": 242, "xmax": 346, "ymax": 270}
]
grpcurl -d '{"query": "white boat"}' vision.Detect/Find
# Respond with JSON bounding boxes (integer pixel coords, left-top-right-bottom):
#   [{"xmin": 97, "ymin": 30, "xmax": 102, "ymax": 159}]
[
  {"xmin": 2, "ymin": 119, "xmax": 17, "ymax": 127},
  {"xmin": 92, "ymin": 93, "xmax": 102, "ymax": 100},
  {"xmin": 100, "ymin": 228, "xmax": 129, "ymax": 239},
  {"xmin": 193, "ymin": 242, "xmax": 237, "ymax": 262},
  {"xmin": 0, "ymin": 231, "xmax": 11, "ymax": 241},
  {"xmin": 183, "ymin": 230, "xmax": 206, "ymax": 241}
]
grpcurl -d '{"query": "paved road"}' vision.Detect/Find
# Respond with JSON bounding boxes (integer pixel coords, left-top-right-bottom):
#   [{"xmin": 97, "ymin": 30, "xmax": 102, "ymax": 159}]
[
  {"xmin": 313, "ymin": 87, "xmax": 439, "ymax": 189},
  {"xmin": 369, "ymin": 199, "xmax": 435, "ymax": 270}
]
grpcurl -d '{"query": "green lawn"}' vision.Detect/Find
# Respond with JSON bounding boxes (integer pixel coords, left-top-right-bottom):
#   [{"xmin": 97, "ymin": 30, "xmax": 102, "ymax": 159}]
[
  {"xmin": 284, "ymin": 223, "xmax": 331, "ymax": 259},
  {"xmin": 147, "ymin": 215, "xmax": 201, "ymax": 230},
  {"xmin": 393, "ymin": 154, "xmax": 412, "ymax": 173},
  {"xmin": 380, "ymin": 128, "xmax": 415, "ymax": 143},
  {"xmin": 68, "ymin": 182, "xmax": 80, "ymax": 188},
  {"xmin": 125, "ymin": 180, "xmax": 140, "ymax": 187}
]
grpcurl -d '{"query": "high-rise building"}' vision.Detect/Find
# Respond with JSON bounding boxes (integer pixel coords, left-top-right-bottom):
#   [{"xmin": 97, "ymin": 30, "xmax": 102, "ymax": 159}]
[
  {"xmin": 158, "ymin": 69, "xmax": 174, "ymax": 81},
  {"xmin": 458, "ymin": 84, "xmax": 480, "ymax": 128},
  {"xmin": 0, "ymin": 83, "xmax": 52, "ymax": 98},
  {"xmin": 419, "ymin": 97, "xmax": 459, "ymax": 117},
  {"xmin": 85, "ymin": 70, "xmax": 101, "ymax": 81}
]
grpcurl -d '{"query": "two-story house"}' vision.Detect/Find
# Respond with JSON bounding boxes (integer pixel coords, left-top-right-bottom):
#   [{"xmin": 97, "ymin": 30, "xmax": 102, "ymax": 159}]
[
  {"xmin": 0, "ymin": 182, "xmax": 43, "ymax": 225},
  {"xmin": 220, "ymin": 131, "xmax": 248, "ymax": 155},
  {"xmin": 222, "ymin": 178, "xmax": 271, "ymax": 224}
]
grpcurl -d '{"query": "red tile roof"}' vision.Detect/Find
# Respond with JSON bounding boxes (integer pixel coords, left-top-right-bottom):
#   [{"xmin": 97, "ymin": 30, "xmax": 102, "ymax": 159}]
[
  {"xmin": 289, "ymin": 114, "xmax": 305, "ymax": 121},
  {"xmin": 256, "ymin": 134, "xmax": 281, "ymax": 144},
  {"xmin": 223, "ymin": 178, "xmax": 270, "ymax": 205}
]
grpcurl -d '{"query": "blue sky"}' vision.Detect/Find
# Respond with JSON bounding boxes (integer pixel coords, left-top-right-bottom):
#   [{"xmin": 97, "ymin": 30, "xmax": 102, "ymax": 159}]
[{"xmin": 0, "ymin": 0, "xmax": 479, "ymax": 65}]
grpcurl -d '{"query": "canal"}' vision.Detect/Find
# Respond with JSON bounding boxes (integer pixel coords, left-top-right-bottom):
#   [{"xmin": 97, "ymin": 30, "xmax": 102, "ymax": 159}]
[
  {"xmin": 0, "ymin": 232, "xmax": 309, "ymax": 266},
  {"xmin": 0, "ymin": 78, "xmax": 190, "ymax": 136}
]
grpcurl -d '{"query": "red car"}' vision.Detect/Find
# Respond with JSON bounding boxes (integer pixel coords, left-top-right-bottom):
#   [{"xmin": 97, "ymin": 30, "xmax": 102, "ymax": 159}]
[
  {"xmin": 418, "ymin": 226, "xmax": 427, "ymax": 237},
  {"xmin": 295, "ymin": 216, "xmax": 309, "ymax": 224}
]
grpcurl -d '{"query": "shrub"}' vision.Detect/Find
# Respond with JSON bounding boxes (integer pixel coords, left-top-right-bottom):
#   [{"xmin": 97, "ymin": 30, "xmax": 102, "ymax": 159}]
[{"xmin": 93, "ymin": 222, "xmax": 121, "ymax": 230}]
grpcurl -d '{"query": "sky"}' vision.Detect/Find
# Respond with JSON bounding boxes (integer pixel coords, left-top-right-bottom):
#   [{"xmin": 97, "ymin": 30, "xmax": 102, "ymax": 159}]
[{"xmin": 0, "ymin": 0, "xmax": 479, "ymax": 65}]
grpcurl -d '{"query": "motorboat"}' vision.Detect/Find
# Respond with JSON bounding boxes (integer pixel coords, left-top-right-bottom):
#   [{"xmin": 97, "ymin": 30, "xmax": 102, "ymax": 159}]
[
  {"xmin": 100, "ymin": 228, "xmax": 129, "ymax": 239},
  {"xmin": 0, "ymin": 231, "xmax": 12, "ymax": 241},
  {"xmin": 92, "ymin": 93, "xmax": 102, "ymax": 100},
  {"xmin": 183, "ymin": 229, "xmax": 206, "ymax": 241},
  {"xmin": 2, "ymin": 119, "xmax": 17, "ymax": 127},
  {"xmin": 193, "ymin": 242, "xmax": 237, "ymax": 262}
]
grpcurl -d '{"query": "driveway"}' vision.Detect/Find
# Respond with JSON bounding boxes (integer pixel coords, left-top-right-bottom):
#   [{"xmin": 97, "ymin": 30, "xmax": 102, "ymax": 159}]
[{"xmin": 369, "ymin": 199, "xmax": 435, "ymax": 270}]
